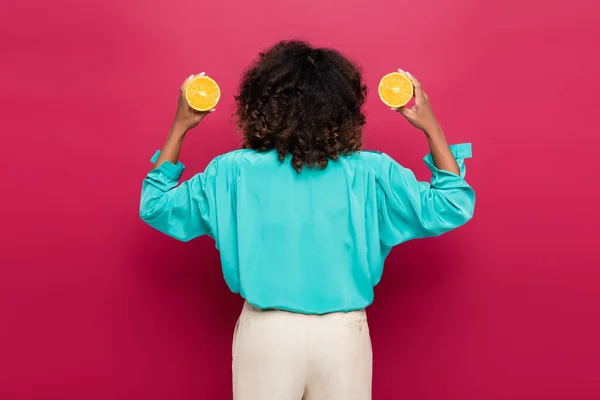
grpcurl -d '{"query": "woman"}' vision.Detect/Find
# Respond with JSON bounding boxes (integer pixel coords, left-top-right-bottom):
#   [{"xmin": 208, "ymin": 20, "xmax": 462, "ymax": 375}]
[{"xmin": 140, "ymin": 41, "xmax": 475, "ymax": 400}]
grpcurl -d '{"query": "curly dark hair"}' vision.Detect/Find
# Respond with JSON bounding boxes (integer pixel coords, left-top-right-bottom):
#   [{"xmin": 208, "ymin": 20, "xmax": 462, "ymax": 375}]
[{"xmin": 235, "ymin": 40, "xmax": 367, "ymax": 172}]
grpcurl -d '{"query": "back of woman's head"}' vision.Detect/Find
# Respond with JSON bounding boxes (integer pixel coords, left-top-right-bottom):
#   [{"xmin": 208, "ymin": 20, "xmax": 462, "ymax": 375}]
[{"xmin": 235, "ymin": 40, "xmax": 367, "ymax": 172}]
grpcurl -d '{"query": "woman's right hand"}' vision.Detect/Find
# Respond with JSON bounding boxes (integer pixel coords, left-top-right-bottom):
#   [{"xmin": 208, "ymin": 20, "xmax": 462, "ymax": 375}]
[
  {"xmin": 172, "ymin": 73, "xmax": 215, "ymax": 133},
  {"xmin": 392, "ymin": 70, "xmax": 440, "ymax": 134}
]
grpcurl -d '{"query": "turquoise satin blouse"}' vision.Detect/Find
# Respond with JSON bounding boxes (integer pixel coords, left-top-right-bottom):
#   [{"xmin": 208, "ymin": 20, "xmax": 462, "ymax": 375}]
[{"xmin": 140, "ymin": 144, "xmax": 475, "ymax": 314}]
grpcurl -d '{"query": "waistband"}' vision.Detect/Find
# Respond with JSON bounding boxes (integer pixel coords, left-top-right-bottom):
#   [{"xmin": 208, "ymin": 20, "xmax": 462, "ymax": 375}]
[{"xmin": 243, "ymin": 301, "xmax": 367, "ymax": 319}]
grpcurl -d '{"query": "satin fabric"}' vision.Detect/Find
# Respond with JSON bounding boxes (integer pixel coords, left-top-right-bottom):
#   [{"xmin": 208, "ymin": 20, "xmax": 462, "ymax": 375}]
[{"xmin": 140, "ymin": 144, "xmax": 475, "ymax": 314}]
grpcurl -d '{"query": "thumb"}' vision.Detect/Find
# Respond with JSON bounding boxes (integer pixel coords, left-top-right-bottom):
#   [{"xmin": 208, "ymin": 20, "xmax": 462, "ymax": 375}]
[
  {"xmin": 396, "ymin": 106, "xmax": 415, "ymax": 119},
  {"xmin": 196, "ymin": 108, "xmax": 216, "ymax": 120}
]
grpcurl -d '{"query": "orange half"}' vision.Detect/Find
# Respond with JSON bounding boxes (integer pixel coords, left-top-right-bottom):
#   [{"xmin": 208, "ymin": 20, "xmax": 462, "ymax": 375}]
[
  {"xmin": 185, "ymin": 75, "xmax": 221, "ymax": 111},
  {"xmin": 378, "ymin": 72, "xmax": 414, "ymax": 108}
]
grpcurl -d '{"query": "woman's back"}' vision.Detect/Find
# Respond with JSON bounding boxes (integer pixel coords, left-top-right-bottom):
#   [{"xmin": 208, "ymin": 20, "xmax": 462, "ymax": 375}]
[{"xmin": 141, "ymin": 144, "xmax": 474, "ymax": 314}]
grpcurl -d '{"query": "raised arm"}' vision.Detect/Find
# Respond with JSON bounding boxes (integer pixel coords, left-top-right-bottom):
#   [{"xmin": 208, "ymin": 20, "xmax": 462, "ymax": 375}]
[
  {"xmin": 377, "ymin": 70, "xmax": 475, "ymax": 248},
  {"xmin": 139, "ymin": 74, "xmax": 218, "ymax": 242},
  {"xmin": 153, "ymin": 73, "xmax": 215, "ymax": 168},
  {"xmin": 393, "ymin": 70, "xmax": 459, "ymax": 176}
]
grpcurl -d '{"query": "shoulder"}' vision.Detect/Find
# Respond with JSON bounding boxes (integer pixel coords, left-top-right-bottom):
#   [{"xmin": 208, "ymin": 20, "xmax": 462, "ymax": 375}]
[
  {"xmin": 343, "ymin": 150, "xmax": 413, "ymax": 183},
  {"xmin": 203, "ymin": 149, "xmax": 277, "ymax": 177},
  {"xmin": 345, "ymin": 150, "xmax": 381, "ymax": 165},
  {"xmin": 206, "ymin": 149, "xmax": 254, "ymax": 170},
  {"xmin": 212, "ymin": 149, "xmax": 254, "ymax": 164},
  {"xmin": 343, "ymin": 150, "xmax": 396, "ymax": 175}
]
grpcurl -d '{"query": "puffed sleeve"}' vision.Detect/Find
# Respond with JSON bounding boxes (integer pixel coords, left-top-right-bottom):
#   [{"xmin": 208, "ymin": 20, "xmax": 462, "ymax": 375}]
[
  {"xmin": 376, "ymin": 144, "xmax": 475, "ymax": 247},
  {"xmin": 139, "ymin": 150, "xmax": 221, "ymax": 242}
]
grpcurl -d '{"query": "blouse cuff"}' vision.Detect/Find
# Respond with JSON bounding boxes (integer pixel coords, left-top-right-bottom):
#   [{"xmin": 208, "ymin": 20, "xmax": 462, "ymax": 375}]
[
  {"xmin": 423, "ymin": 143, "xmax": 472, "ymax": 179},
  {"xmin": 149, "ymin": 150, "xmax": 185, "ymax": 181}
]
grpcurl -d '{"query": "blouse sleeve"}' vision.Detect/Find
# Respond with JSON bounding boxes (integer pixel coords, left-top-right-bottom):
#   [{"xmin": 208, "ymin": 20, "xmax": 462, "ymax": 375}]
[
  {"xmin": 376, "ymin": 143, "xmax": 475, "ymax": 247},
  {"xmin": 139, "ymin": 150, "xmax": 220, "ymax": 242}
]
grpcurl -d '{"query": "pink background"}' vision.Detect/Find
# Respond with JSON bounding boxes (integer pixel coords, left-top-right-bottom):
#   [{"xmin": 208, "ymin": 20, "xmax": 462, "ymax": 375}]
[{"xmin": 1, "ymin": 0, "xmax": 599, "ymax": 399}]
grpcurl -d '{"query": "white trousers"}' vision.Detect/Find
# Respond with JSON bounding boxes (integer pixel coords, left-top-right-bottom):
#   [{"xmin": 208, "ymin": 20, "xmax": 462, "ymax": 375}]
[{"xmin": 232, "ymin": 302, "xmax": 372, "ymax": 400}]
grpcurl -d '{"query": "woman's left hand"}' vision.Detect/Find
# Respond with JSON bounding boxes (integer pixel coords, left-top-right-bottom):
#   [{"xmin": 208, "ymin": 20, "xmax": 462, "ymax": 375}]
[{"xmin": 172, "ymin": 73, "xmax": 215, "ymax": 133}]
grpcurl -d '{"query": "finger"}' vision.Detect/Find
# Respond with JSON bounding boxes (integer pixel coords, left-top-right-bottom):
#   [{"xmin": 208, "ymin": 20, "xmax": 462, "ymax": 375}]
[
  {"xmin": 192, "ymin": 108, "xmax": 216, "ymax": 117},
  {"xmin": 198, "ymin": 72, "xmax": 205, "ymax": 76},
  {"xmin": 180, "ymin": 74, "xmax": 195, "ymax": 92},
  {"xmin": 405, "ymin": 71, "xmax": 421, "ymax": 88},
  {"xmin": 405, "ymin": 71, "xmax": 426, "ymax": 104},
  {"xmin": 390, "ymin": 106, "xmax": 410, "ymax": 113},
  {"xmin": 396, "ymin": 106, "xmax": 415, "ymax": 118},
  {"xmin": 414, "ymin": 89, "xmax": 428, "ymax": 106}
]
